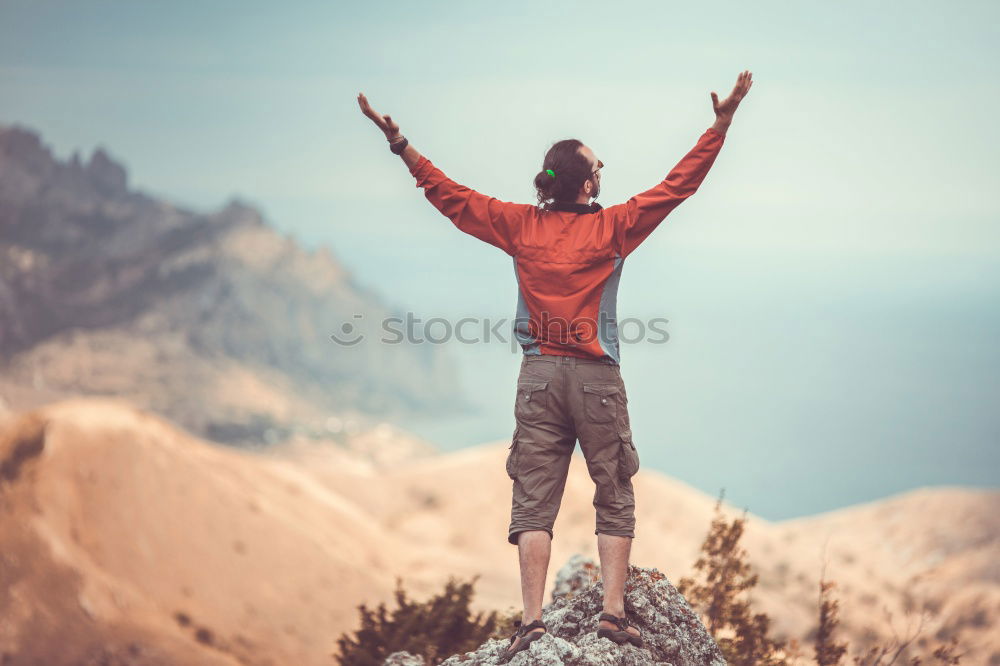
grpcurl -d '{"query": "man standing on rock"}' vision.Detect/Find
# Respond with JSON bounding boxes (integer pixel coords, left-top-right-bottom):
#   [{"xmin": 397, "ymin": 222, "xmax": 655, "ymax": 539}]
[{"xmin": 359, "ymin": 70, "xmax": 753, "ymax": 657}]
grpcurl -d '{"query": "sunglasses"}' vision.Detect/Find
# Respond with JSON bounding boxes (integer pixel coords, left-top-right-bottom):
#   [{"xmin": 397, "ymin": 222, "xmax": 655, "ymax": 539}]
[{"xmin": 592, "ymin": 159, "xmax": 604, "ymax": 176}]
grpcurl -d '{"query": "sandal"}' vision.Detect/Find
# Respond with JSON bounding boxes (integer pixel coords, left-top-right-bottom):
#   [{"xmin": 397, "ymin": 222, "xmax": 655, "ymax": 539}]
[
  {"xmin": 596, "ymin": 611, "xmax": 643, "ymax": 648},
  {"xmin": 502, "ymin": 618, "xmax": 546, "ymax": 660}
]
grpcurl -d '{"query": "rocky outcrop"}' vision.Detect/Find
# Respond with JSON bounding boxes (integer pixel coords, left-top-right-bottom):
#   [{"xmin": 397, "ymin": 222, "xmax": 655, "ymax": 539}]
[
  {"xmin": 386, "ymin": 554, "xmax": 726, "ymax": 666},
  {"xmin": 0, "ymin": 123, "xmax": 465, "ymax": 443}
]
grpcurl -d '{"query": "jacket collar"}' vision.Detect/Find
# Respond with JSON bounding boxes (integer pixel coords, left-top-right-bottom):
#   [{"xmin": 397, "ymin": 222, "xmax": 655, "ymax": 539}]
[{"xmin": 543, "ymin": 200, "xmax": 603, "ymax": 214}]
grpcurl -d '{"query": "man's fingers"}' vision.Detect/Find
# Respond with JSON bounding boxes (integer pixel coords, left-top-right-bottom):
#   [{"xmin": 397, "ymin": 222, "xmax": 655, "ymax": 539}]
[
  {"xmin": 731, "ymin": 77, "xmax": 743, "ymax": 95},
  {"xmin": 358, "ymin": 92, "xmax": 380, "ymax": 119},
  {"xmin": 729, "ymin": 71, "xmax": 751, "ymax": 99}
]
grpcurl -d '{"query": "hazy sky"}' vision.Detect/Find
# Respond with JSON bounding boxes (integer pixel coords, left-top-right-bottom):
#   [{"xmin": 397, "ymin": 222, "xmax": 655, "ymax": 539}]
[{"xmin": 2, "ymin": 0, "xmax": 998, "ymax": 520}]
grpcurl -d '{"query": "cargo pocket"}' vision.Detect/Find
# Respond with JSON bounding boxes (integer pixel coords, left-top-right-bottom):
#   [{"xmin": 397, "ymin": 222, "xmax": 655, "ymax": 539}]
[
  {"xmin": 515, "ymin": 381, "xmax": 549, "ymax": 423},
  {"xmin": 506, "ymin": 426, "xmax": 520, "ymax": 480},
  {"xmin": 618, "ymin": 429, "xmax": 640, "ymax": 480},
  {"xmin": 582, "ymin": 384, "xmax": 619, "ymax": 424}
]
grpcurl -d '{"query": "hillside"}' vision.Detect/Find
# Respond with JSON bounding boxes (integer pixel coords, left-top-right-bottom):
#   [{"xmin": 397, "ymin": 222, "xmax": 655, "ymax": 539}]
[{"xmin": 1, "ymin": 399, "xmax": 996, "ymax": 665}]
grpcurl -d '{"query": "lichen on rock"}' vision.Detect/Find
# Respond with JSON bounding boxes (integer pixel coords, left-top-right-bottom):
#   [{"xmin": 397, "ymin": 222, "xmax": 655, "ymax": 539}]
[{"xmin": 383, "ymin": 555, "xmax": 726, "ymax": 666}]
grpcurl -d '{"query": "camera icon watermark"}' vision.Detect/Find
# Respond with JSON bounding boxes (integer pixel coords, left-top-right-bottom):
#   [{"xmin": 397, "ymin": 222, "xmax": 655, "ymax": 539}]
[{"xmin": 330, "ymin": 314, "xmax": 366, "ymax": 346}]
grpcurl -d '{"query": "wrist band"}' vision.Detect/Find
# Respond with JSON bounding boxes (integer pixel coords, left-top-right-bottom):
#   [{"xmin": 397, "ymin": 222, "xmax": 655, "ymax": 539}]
[{"xmin": 389, "ymin": 136, "xmax": 408, "ymax": 155}]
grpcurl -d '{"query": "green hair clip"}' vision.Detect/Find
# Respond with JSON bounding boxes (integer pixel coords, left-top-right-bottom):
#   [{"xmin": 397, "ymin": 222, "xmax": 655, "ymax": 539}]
[{"xmin": 546, "ymin": 169, "xmax": 556, "ymax": 178}]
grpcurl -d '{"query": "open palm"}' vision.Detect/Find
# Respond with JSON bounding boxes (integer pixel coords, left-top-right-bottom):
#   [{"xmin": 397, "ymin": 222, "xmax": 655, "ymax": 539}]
[
  {"xmin": 357, "ymin": 92, "xmax": 400, "ymax": 139},
  {"xmin": 711, "ymin": 70, "xmax": 753, "ymax": 121}
]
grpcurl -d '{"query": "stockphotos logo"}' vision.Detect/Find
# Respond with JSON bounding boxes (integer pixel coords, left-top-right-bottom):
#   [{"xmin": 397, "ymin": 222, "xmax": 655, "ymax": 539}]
[{"xmin": 329, "ymin": 312, "xmax": 670, "ymax": 352}]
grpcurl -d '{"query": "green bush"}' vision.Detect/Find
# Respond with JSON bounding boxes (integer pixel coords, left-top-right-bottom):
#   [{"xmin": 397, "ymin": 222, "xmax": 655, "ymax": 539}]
[{"xmin": 333, "ymin": 575, "xmax": 500, "ymax": 666}]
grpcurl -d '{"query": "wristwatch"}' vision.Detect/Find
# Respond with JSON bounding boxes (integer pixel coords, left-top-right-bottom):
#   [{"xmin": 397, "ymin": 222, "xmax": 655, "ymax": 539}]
[{"xmin": 389, "ymin": 135, "xmax": 408, "ymax": 155}]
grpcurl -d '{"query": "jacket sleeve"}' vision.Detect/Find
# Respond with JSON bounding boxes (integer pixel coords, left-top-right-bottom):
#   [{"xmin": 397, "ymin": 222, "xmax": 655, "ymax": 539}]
[
  {"xmin": 607, "ymin": 127, "xmax": 726, "ymax": 257},
  {"xmin": 409, "ymin": 155, "xmax": 533, "ymax": 256}
]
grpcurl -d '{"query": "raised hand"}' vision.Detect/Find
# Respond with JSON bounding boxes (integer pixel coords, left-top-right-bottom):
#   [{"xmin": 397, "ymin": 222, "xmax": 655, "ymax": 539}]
[
  {"xmin": 711, "ymin": 70, "xmax": 753, "ymax": 123},
  {"xmin": 357, "ymin": 92, "xmax": 401, "ymax": 140}
]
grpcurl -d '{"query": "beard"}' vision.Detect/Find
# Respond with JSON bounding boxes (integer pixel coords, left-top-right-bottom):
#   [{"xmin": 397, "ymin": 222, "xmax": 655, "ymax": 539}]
[{"xmin": 589, "ymin": 177, "xmax": 600, "ymax": 201}]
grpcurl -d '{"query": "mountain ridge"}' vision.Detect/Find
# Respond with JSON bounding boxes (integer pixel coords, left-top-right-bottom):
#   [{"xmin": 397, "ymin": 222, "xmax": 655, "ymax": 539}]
[{"xmin": 0, "ymin": 123, "xmax": 465, "ymax": 444}]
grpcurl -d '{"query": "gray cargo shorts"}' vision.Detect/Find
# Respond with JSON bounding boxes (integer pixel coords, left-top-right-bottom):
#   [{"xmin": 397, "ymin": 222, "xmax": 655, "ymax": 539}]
[{"xmin": 506, "ymin": 353, "xmax": 640, "ymax": 546}]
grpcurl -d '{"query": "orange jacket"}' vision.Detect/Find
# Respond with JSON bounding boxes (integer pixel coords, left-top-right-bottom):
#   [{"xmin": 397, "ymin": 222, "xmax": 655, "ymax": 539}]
[{"xmin": 408, "ymin": 127, "xmax": 726, "ymax": 364}]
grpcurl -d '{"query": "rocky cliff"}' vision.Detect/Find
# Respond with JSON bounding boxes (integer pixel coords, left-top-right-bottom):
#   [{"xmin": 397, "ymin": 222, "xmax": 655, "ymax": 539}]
[
  {"xmin": 384, "ymin": 554, "xmax": 726, "ymax": 666},
  {"xmin": 0, "ymin": 124, "xmax": 463, "ymax": 443}
]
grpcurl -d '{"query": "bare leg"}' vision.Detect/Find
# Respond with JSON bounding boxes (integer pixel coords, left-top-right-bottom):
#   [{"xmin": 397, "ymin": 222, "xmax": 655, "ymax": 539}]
[
  {"xmin": 597, "ymin": 533, "xmax": 641, "ymax": 639},
  {"xmin": 505, "ymin": 530, "xmax": 550, "ymax": 654},
  {"xmin": 518, "ymin": 530, "xmax": 550, "ymax": 622}
]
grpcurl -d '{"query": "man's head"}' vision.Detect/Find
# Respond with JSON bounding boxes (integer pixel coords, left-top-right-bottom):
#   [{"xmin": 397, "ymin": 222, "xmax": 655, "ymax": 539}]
[{"xmin": 534, "ymin": 139, "xmax": 603, "ymax": 208}]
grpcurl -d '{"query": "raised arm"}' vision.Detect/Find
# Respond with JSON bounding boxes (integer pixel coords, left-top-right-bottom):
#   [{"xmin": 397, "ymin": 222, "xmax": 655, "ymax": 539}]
[
  {"xmin": 607, "ymin": 70, "xmax": 753, "ymax": 257},
  {"xmin": 357, "ymin": 92, "xmax": 530, "ymax": 255}
]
